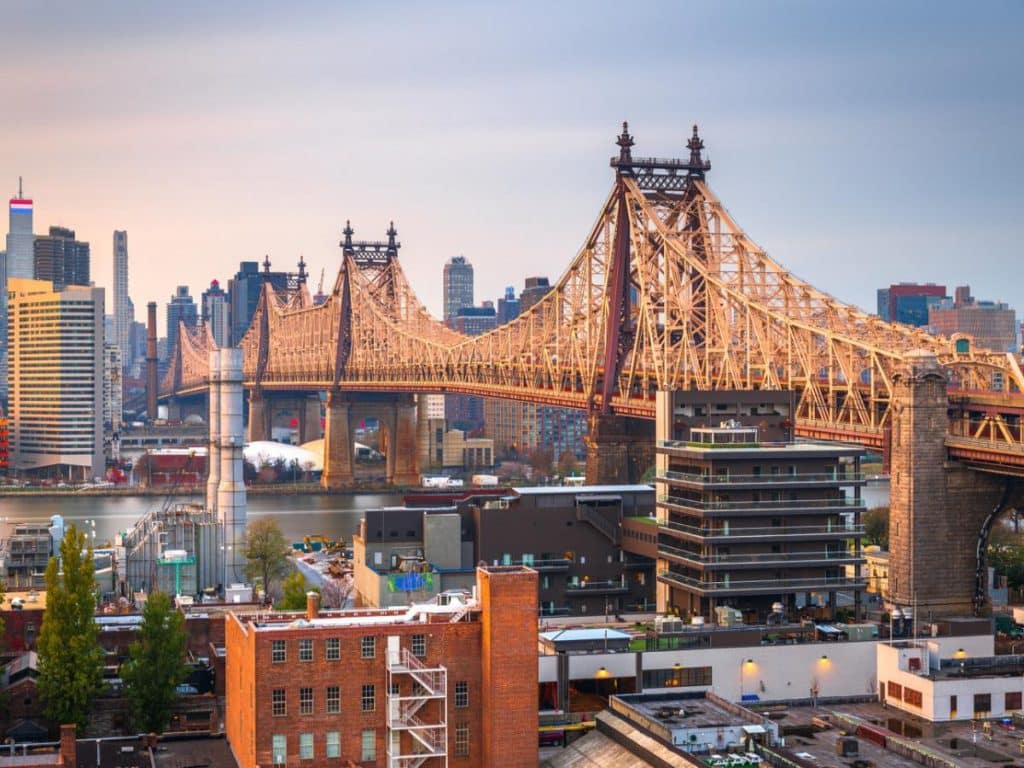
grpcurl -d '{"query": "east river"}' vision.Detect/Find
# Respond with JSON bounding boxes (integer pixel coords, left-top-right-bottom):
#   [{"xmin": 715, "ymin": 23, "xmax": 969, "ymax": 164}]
[{"xmin": 0, "ymin": 483, "xmax": 890, "ymax": 546}]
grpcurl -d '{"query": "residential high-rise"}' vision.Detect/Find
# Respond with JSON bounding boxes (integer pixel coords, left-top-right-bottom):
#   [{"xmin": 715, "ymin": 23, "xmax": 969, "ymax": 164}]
[
  {"xmin": 8, "ymin": 278, "xmax": 105, "ymax": 481},
  {"xmin": 876, "ymin": 283, "xmax": 946, "ymax": 325},
  {"xmin": 201, "ymin": 279, "xmax": 230, "ymax": 346},
  {"xmin": 103, "ymin": 344, "xmax": 122, "ymax": 461},
  {"xmin": 112, "ymin": 231, "xmax": 132, "ymax": 372},
  {"xmin": 929, "ymin": 284, "xmax": 1017, "ymax": 353},
  {"xmin": 166, "ymin": 285, "xmax": 198, "ymax": 359},
  {"xmin": 519, "ymin": 276, "xmax": 551, "ymax": 312},
  {"xmin": 443, "ymin": 255, "xmax": 473, "ymax": 324},
  {"xmin": 33, "ymin": 226, "xmax": 90, "ymax": 290},
  {"xmin": 227, "ymin": 259, "xmax": 289, "ymax": 345}
]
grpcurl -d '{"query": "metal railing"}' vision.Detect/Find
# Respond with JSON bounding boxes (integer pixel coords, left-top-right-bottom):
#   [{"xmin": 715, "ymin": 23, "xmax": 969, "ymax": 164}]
[
  {"xmin": 659, "ymin": 520, "xmax": 864, "ymax": 539},
  {"xmin": 566, "ymin": 578, "xmax": 628, "ymax": 593},
  {"xmin": 659, "ymin": 495, "xmax": 863, "ymax": 512},
  {"xmin": 658, "ymin": 570, "xmax": 865, "ymax": 592},
  {"xmin": 659, "ymin": 543, "xmax": 864, "ymax": 566},
  {"xmin": 658, "ymin": 469, "xmax": 864, "ymax": 485}
]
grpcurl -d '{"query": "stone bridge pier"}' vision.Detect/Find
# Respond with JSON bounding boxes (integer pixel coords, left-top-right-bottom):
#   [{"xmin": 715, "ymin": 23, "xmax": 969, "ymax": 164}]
[
  {"xmin": 321, "ymin": 391, "xmax": 419, "ymax": 489},
  {"xmin": 247, "ymin": 391, "xmax": 322, "ymax": 445},
  {"xmin": 888, "ymin": 350, "xmax": 1023, "ymax": 619},
  {"xmin": 584, "ymin": 413, "xmax": 655, "ymax": 485}
]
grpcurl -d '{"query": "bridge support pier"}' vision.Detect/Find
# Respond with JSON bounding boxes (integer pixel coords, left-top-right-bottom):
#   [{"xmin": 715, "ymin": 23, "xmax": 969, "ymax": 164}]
[
  {"xmin": 584, "ymin": 414, "xmax": 655, "ymax": 485},
  {"xmin": 889, "ymin": 351, "xmax": 1022, "ymax": 618},
  {"xmin": 298, "ymin": 396, "xmax": 322, "ymax": 445},
  {"xmin": 247, "ymin": 392, "xmax": 270, "ymax": 442},
  {"xmin": 321, "ymin": 391, "xmax": 355, "ymax": 489},
  {"xmin": 390, "ymin": 394, "xmax": 419, "ymax": 486}
]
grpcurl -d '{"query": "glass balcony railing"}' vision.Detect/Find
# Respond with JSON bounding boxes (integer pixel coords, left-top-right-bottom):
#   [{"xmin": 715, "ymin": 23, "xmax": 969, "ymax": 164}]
[
  {"xmin": 658, "ymin": 495, "xmax": 864, "ymax": 512},
  {"xmin": 658, "ymin": 520, "xmax": 864, "ymax": 539},
  {"xmin": 659, "ymin": 543, "xmax": 865, "ymax": 566},
  {"xmin": 657, "ymin": 570, "xmax": 866, "ymax": 593},
  {"xmin": 565, "ymin": 578, "xmax": 629, "ymax": 594},
  {"xmin": 657, "ymin": 470, "xmax": 864, "ymax": 485}
]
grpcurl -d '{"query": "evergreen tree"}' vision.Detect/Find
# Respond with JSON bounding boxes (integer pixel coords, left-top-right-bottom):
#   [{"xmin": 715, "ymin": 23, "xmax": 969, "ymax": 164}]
[
  {"xmin": 244, "ymin": 518, "xmax": 291, "ymax": 598},
  {"xmin": 37, "ymin": 524, "xmax": 104, "ymax": 729},
  {"xmin": 122, "ymin": 591, "xmax": 189, "ymax": 733},
  {"xmin": 279, "ymin": 570, "xmax": 319, "ymax": 610}
]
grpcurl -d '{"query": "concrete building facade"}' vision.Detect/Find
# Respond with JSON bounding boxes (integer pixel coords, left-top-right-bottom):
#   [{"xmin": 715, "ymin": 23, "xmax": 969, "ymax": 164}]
[
  {"xmin": 928, "ymin": 284, "xmax": 1017, "ymax": 352},
  {"xmin": 8, "ymin": 278, "xmax": 105, "ymax": 480},
  {"xmin": 112, "ymin": 230, "xmax": 132, "ymax": 372},
  {"xmin": 33, "ymin": 226, "xmax": 89, "ymax": 290}
]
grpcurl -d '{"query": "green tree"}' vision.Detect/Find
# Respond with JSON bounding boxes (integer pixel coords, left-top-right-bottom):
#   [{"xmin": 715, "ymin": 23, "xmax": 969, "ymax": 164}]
[
  {"xmin": 279, "ymin": 570, "xmax": 319, "ymax": 610},
  {"xmin": 244, "ymin": 518, "xmax": 291, "ymax": 598},
  {"xmin": 121, "ymin": 591, "xmax": 189, "ymax": 733},
  {"xmin": 557, "ymin": 451, "xmax": 578, "ymax": 478},
  {"xmin": 37, "ymin": 524, "xmax": 104, "ymax": 729},
  {"xmin": 863, "ymin": 506, "xmax": 889, "ymax": 549}
]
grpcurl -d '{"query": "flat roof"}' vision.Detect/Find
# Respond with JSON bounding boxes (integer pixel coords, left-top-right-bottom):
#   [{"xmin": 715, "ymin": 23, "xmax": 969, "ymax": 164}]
[
  {"xmin": 250, "ymin": 597, "xmax": 479, "ymax": 631},
  {"xmin": 622, "ymin": 693, "xmax": 764, "ymax": 730},
  {"xmin": 540, "ymin": 628, "xmax": 632, "ymax": 643},
  {"xmin": 514, "ymin": 484, "xmax": 654, "ymax": 495}
]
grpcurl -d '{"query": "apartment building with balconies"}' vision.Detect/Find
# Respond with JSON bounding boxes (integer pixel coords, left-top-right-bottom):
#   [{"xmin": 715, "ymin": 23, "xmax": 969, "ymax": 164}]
[{"xmin": 654, "ymin": 391, "xmax": 865, "ymax": 623}]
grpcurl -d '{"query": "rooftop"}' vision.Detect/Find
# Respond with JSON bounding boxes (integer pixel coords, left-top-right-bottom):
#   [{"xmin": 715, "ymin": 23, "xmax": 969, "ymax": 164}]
[
  {"xmin": 248, "ymin": 593, "xmax": 479, "ymax": 631},
  {"xmin": 0, "ymin": 590, "xmax": 47, "ymax": 611}
]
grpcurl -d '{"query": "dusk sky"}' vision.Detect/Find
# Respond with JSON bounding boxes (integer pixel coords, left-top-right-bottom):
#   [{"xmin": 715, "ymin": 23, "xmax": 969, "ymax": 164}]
[{"xmin": 2, "ymin": 1, "xmax": 1022, "ymax": 329}]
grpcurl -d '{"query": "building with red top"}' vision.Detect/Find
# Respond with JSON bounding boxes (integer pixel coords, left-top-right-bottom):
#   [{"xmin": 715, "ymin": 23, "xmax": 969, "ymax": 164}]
[{"xmin": 225, "ymin": 565, "xmax": 537, "ymax": 768}]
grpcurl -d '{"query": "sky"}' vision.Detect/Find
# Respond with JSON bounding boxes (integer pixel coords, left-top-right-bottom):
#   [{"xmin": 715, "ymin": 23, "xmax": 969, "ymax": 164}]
[{"xmin": 2, "ymin": 1, "xmax": 1022, "ymax": 330}]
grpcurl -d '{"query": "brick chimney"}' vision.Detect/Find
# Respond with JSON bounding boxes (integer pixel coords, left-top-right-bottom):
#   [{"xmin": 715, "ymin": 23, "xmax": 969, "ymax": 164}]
[
  {"xmin": 306, "ymin": 591, "xmax": 320, "ymax": 620},
  {"xmin": 59, "ymin": 724, "xmax": 76, "ymax": 768}
]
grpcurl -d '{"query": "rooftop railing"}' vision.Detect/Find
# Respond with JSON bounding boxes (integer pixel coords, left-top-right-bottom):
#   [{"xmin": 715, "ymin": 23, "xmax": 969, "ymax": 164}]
[
  {"xmin": 659, "ymin": 520, "xmax": 864, "ymax": 539},
  {"xmin": 658, "ymin": 470, "xmax": 864, "ymax": 485}
]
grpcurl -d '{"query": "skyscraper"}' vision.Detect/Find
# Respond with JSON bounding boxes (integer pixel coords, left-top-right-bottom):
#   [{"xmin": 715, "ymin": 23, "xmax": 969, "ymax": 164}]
[
  {"xmin": 520, "ymin": 276, "xmax": 551, "ymax": 312},
  {"xmin": 443, "ymin": 255, "xmax": 473, "ymax": 324},
  {"xmin": 227, "ymin": 259, "xmax": 289, "ymax": 345},
  {"xmin": 928, "ymin": 285, "xmax": 1017, "ymax": 352},
  {"xmin": 113, "ymin": 230, "xmax": 132, "ymax": 372},
  {"xmin": 876, "ymin": 282, "xmax": 946, "ymax": 325},
  {"xmin": 33, "ymin": 226, "xmax": 90, "ymax": 290},
  {"xmin": 166, "ymin": 285, "xmax": 198, "ymax": 358},
  {"xmin": 8, "ymin": 277, "xmax": 105, "ymax": 481},
  {"xmin": 2, "ymin": 180, "xmax": 34, "ymax": 398},
  {"xmin": 201, "ymin": 279, "xmax": 231, "ymax": 346},
  {"xmin": 497, "ymin": 285, "xmax": 520, "ymax": 324}
]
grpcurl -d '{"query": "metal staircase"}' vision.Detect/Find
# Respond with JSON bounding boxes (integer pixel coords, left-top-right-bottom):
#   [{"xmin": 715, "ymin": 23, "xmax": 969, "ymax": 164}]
[{"xmin": 386, "ymin": 637, "xmax": 448, "ymax": 768}]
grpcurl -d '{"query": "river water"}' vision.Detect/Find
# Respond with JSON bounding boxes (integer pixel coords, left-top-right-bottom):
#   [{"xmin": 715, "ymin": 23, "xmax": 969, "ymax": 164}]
[{"xmin": 0, "ymin": 482, "xmax": 890, "ymax": 546}]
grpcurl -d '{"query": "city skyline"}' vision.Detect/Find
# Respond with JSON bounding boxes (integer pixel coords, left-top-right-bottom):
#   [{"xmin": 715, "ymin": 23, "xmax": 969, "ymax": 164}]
[{"xmin": 2, "ymin": 2, "xmax": 1022, "ymax": 325}]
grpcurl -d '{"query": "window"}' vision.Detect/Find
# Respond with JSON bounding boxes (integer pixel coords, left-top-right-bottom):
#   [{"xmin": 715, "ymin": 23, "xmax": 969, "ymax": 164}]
[
  {"xmin": 299, "ymin": 638, "xmax": 313, "ymax": 662},
  {"xmin": 272, "ymin": 639, "xmax": 286, "ymax": 663},
  {"xmin": 272, "ymin": 688, "xmax": 286, "ymax": 717},
  {"xmin": 903, "ymin": 687, "xmax": 922, "ymax": 707},
  {"xmin": 272, "ymin": 735, "xmax": 286, "ymax": 765},
  {"xmin": 1007, "ymin": 691, "xmax": 1022, "ymax": 711},
  {"xmin": 361, "ymin": 729, "xmax": 376, "ymax": 761},
  {"xmin": 326, "ymin": 637, "xmax": 340, "ymax": 661},
  {"xmin": 326, "ymin": 732, "xmax": 340, "ymax": 759},
  {"xmin": 299, "ymin": 687, "xmax": 313, "ymax": 715},
  {"xmin": 326, "ymin": 686, "xmax": 340, "ymax": 713},
  {"xmin": 455, "ymin": 681, "xmax": 469, "ymax": 708},
  {"xmin": 362, "ymin": 683, "xmax": 376, "ymax": 712},
  {"xmin": 974, "ymin": 693, "xmax": 992, "ymax": 716},
  {"xmin": 412, "ymin": 634, "xmax": 426, "ymax": 658},
  {"xmin": 299, "ymin": 733, "xmax": 313, "ymax": 761},
  {"xmin": 887, "ymin": 681, "xmax": 902, "ymax": 700},
  {"xmin": 642, "ymin": 666, "xmax": 713, "ymax": 688},
  {"xmin": 361, "ymin": 636, "xmax": 376, "ymax": 659},
  {"xmin": 455, "ymin": 724, "xmax": 470, "ymax": 757}
]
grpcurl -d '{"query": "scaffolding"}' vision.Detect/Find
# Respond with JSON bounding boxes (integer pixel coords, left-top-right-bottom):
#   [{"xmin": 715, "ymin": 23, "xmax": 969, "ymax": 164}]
[
  {"xmin": 123, "ymin": 503, "xmax": 222, "ymax": 597},
  {"xmin": 386, "ymin": 636, "xmax": 448, "ymax": 768}
]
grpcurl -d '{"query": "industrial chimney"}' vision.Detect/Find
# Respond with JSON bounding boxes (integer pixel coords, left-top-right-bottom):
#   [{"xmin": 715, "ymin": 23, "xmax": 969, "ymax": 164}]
[
  {"xmin": 146, "ymin": 302, "xmax": 158, "ymax": 421},
  {"xmin": 206, "ymin": 351, "xmax": 221, "ymax": 516},
  {"xmin": 217, "ymin": 348, "xmax": 247, "ymax": 589}
]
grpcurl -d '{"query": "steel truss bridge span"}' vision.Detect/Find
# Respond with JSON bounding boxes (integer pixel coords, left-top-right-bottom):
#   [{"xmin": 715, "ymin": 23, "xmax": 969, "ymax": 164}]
[{"xmin": 161, "ymin": 124, "xmax": 1024, "ymax": 468}]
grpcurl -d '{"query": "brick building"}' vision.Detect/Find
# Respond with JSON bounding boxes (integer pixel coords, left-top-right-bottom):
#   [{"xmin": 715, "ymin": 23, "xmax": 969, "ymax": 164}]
[
  {"xmin": 225, "ymin": 566, "xmax": 537, "ymax": 768},
  {"xmin": 928, "ymin": 285, "xmax": 1017, "ymax": 353}
]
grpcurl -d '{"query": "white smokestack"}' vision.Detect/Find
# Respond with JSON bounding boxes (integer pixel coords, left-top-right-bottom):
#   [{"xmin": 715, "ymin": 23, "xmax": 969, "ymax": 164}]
[
  {"xmin": 206, "ymin": 351, "xmax": 221, "ymax": 516},
  {"xmin": 217, "ymin": 348, "xmax": 246, "ymax": 589}
]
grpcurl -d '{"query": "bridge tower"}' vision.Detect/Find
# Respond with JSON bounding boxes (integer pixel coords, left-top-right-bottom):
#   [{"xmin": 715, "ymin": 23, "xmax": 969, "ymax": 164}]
[{"xmin": 889, "ymin": 350, "xmax": 1020, "ymax": 618}]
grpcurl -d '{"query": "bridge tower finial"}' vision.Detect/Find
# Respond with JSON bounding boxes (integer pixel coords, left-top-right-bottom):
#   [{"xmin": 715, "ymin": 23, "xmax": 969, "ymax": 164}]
[
  {"xmin": 616, "ymin": 121, "xmax": 634, "ymax": 165},
  {"xmin": 386, "ymin": 221, "xmax": 399, "ymax": 258},
  {"xmin": 262, "ymin": 254, "xmax": 271, "ymax": 274},
  {"xmin": 341, "ymin": 220, "xmax": 354, "ymax": 256},
  {"xmin": 687, "ymin": 124, "xmax": 707, "ymax": 177},
  {"xmin": 297, "ymin": 255, "xmax": 307, "ymax": 284}
]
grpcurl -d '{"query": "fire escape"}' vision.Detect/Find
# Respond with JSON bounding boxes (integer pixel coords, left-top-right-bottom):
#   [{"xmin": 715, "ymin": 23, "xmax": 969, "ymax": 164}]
[{"xmin": 386, "ymin": 636, "xmax": 448, "ymax": 768}]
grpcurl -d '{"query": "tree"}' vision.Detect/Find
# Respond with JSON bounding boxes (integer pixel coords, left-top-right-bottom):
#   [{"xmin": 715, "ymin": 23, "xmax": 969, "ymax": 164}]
[
  {"xmin": 121, "ymin": 591, "xmax": 189, "ymax": 733},
  {"xmin": 557, "ymin": 451, "xmax": 578, "ymax": 478},
  {"xmin": 244, "ymin": 518, "xmax": 291, "ymax": 598},
  {"xmin": 278, "ymin": 570, "xmax": 320, "ymax": 610},
  {"xmin": 37, "ymin": 524, "xmax": 104, "ymax": 729},
  {"xmin": 526, "ymin": 446, "xmax": 554, "ymax": 475},
  {"xmin": 863, "ymin": 506, "xmax": 889, "ymax": 549}
]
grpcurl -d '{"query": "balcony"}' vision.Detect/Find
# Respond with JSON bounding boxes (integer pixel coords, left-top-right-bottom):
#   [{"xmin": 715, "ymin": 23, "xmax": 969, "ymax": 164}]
[
  {"xmin": 657, "ymin": 569, "xmax": 866, "ymax": 596},
  {"xmin": 658, "ymin": 495, "xmax": 864, "ymax": 517},
  {"xmin": 658, "ymin": 543, "xmax": 864, "ymax": 570},
  {"xmin": 565, "ymin": 578, "xmax": 630, "ymax": 596},
  {"xmin": 658, "ymin": 520, "xmax": 864, "ymax": 543},
  {"xmin": 515, "ymin": 557, "xmax": 572, "ymax": 572},
  {"xmin": 657, "ymin": 469, "xmax": 865, "ymax": 488}
]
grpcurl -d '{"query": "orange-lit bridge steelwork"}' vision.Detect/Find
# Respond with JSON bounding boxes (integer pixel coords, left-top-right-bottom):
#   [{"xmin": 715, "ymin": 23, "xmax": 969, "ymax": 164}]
[{"xmin": 161, "ymin": 124, "xmax": 1024, "ymax": 480}]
